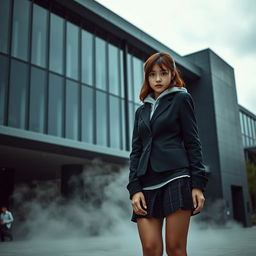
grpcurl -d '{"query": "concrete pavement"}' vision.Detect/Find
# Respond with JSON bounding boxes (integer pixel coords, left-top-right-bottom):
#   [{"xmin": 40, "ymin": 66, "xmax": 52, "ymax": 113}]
[{"xmin": 1, "ymin": 225, "xmax": 255, "ymax": 255}]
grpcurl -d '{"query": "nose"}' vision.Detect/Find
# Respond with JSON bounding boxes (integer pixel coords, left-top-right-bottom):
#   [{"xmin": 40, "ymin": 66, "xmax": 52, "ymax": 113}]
[{"xmin": 156, "ymin": 73, "xmax": 162, "ymax": 82}]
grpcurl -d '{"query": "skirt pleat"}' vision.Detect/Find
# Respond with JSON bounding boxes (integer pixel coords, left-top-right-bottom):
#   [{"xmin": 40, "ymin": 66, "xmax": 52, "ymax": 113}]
[{"xmin": 131, "ymin": 177, "xmax": 200, "ymax": 223}]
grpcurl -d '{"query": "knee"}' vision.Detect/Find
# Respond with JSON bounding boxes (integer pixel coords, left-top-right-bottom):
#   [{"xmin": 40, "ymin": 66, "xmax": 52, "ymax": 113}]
[
  {"xmin": 166, "ymin": 244, "xmax": 186, "ymax": 256},
  {"xmin": 142, "ymin": 242, "xmax": 163, "ymax": 256}
]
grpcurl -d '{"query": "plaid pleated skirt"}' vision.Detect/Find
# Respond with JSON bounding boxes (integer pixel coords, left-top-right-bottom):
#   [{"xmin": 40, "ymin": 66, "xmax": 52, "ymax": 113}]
[{"xmin": 131, "ymin": 176, "xmax": 200, "ymax": 223}]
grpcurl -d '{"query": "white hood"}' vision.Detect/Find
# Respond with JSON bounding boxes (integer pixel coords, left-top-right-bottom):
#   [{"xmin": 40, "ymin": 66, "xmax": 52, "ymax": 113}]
[{"xmin": 144, "ymin": 86, "xmax": 188, "ymax": 120}]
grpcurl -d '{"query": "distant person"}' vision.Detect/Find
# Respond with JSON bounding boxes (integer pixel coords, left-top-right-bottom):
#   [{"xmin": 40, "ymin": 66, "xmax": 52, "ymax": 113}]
[
  {"xmin": 126, "ymin": 52, "xmax": 208, "ymax": 255},
  {"xmin": 0, "ymin": 206, "xmax": 14, "ymax": 242}
]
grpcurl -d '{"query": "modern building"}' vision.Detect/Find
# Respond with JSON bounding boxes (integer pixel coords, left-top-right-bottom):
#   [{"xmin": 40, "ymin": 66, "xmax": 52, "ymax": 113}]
[
  {"xmin": 0, "ymin": 0, "xmax": 253, "ymax": 226},
  {"xmin": 239, "ymin": 104, "xmax": 256, "ymax": 163}
]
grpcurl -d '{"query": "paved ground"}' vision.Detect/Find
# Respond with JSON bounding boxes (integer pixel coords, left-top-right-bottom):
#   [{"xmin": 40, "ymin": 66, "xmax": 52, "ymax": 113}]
[{"xmin": 1, "ymin": 224, "xmax": 256, "ymax": 256}]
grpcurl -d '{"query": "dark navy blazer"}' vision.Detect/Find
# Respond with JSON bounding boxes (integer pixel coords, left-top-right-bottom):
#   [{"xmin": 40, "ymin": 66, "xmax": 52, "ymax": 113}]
[{"xmin": 127, "ymin": 91, "xmax": 208, "ymax": 198}]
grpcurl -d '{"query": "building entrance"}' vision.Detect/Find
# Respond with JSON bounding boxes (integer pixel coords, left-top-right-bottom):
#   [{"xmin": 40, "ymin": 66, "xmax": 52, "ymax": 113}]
[
  {"xmin": 231, "ymin": 185, "xmax": 246, "ymax": 226},
  {"xmin": 0, "ymin": 168, "xmax": 15, "ymax": 207}
]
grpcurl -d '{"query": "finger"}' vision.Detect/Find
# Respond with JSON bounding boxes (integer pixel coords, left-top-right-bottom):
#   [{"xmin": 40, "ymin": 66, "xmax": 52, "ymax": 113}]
[
  {"xmin": 193, "ymin": 197, "xmax": 204, "ymax": 214},
  {"xmin": 192, "ymin": 194, "xmax": 198, "ymax": 209},
  {"xmin": 132, "ymin": 199, "xmax": 145, "ymax": 215},
  {"xmin": 135, "ymin": 200, "xmax": 147, "ymax": 215},
  {"xmin": 198, "ymin": 197, "xmax": 205, "ymax": 211},
  {"xmin": 141, "ymin": 195, "xmax": 147, "ymax": 210}
]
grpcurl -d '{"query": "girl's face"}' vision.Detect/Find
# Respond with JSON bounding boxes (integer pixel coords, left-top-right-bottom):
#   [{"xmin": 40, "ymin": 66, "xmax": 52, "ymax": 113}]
[{"xmin": 148, "ymin": 64, "xmax": 172, "ymax": 99}]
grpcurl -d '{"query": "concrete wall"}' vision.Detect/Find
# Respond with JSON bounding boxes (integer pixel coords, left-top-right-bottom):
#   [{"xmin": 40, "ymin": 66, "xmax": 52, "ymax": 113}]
[{"xmin": 186, "ymin": 49, "xmax": 252, "ymax": 226}]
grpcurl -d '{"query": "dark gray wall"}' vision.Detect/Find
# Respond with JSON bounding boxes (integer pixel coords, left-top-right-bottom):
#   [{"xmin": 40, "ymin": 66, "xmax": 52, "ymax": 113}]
[
  {"xmin": 185, "ymin": 50, "xmax": 223, "ymax": 201},
  {"xmin": 186, "ymin": 49, "xmax": 252, "ymax": 226}
]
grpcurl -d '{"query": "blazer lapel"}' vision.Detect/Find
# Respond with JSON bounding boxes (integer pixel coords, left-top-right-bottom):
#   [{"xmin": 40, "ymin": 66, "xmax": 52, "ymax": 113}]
[
  {"xmin": 140, "ymin": 103, "xmax": 151, "ymax": 132},
  {"xmin": 150, "ymin": 95, "xmax": 173, "ymax": 124},
  {"xmin": 140, "ymin": 93, "xmax": 177, "ymax": 132}
]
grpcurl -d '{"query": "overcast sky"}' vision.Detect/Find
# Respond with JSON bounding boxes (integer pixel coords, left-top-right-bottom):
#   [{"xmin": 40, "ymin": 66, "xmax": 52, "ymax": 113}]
[{"xmin": 96, "ymin": 0, "xmax": 256, "ymax": 115}]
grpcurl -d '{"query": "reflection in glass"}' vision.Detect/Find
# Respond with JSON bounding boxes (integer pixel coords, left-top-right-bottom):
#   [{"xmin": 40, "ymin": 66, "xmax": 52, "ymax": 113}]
[
  {"xmin": 12, "ymin": 0, "xmax": 30, "ymax": 61},
  {"xmin": 95, "ymin": 37, "xmax": 106, "ymax": 90},
  {"xmin": 121, "ymin": 99, "xmax": 126, "ymax": 150},
  {"xmin": 82, "ymin": 30, "xmax": 93, "ymax": 85},
  {"xmin": 49, "ymin": 13, "xmax": 64, "ymax": 74},
  {"xmin": 66, "ymin": 22, "xmax": 79, "ymax": 80},
  {"xmin": 31, "ymin": 5, "xmax": 48, "ymax": 67},
  {"xmin": 66, "ymin": 80, "xmax": 79, "ymax": 140},
  {"xmin": 128, "ymin": 102, "xmax": 134, "ymax": 151},
  {"xmin": 109, "ymin": 95, "xmax": 121, "ymax": 149},
  {"xmin": 0, "ymin": 56, "xmax": 9, "ymax": 124},
  {"xmin": 242, "ymin": 114, "xmax": 248, "ymax": 136},
  {"xmin": 108, "ymin": 44, "xmax": 119, "ymax": 95},
  {"xmin": 81, "ymin": 86, "xmax": 94, "ymax": 143},
  {"xmin": 29, "ymin": 67, "xmax": 46, "ymax": 132},
  {"xmin": 239, "ymin": 112, "xmax": 243, "ymax": 134},
  {"xmin": 127, "ymin": 53, "xmax": 133, "ymax": 101},
  {"xmin": 96, "ymin": 90, "xmax": 107, "ymax": 146},
  {"xmin": 8, "ymin": 60, "xmax": 28, "ymax": 128},
  {"xmin": 253, "ymin": 120, "xmax": 256, "ymax": 139},
  {"xmin": 48, "ymin": 73, "xmax": 64, "ymax": 137},
  {"xmin": 120, "ymin": 50, "xmax": 125, "ymax": 98},
  {"xmin": 0, "ymin": 0, "xmax": 10, "ymax": 53},
  {"xmin": 133, "ymin": 56, "xmax": 143, "ymax": 103}
]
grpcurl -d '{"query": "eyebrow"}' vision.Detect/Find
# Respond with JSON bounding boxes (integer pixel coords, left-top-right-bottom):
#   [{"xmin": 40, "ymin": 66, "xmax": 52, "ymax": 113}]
[{"xmin": 149, "ymin": 69, "xmax": 168, "ymax": 73}]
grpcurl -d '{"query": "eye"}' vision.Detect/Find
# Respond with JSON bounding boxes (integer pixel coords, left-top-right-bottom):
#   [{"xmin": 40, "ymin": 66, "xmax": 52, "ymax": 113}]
[
  {"xmin": 161, "ymin": 71, "xmax": 169, "ymax": 76},
  {"xmin": 148, "ymin": 72, "xmax": 155, "ymax": 77}
]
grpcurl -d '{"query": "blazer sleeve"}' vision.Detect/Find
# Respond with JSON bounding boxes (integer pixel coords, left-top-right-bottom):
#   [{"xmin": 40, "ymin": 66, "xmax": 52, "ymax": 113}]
[
  {"xmin": 126, "ymin": 107, "xmax": 143, "ymax": 200},
  {"xmin": 179, "ymin": 92, "xmax": 208, "ymax": 192}
]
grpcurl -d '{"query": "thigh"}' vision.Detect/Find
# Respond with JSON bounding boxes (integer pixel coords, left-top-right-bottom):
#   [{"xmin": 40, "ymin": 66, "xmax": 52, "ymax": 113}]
[
  {"xmin": 137, "ymin": 217, "xmax": 164, "ymax": 249},
  {"xmin": 165, "ymin": 209, "xmax": 191, "ymax": 248}
]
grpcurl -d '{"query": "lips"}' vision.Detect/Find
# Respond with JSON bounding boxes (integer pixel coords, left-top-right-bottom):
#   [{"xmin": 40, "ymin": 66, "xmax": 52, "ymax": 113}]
[{"xmin": 155, "ymin": 84, "xmax": 162, "ymax": 88}]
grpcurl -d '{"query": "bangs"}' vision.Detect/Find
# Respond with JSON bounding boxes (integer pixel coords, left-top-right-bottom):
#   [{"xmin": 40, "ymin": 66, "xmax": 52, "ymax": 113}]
[{"xmin": 145, "ymin": 55, "xmax": 171, "ymax": 74}]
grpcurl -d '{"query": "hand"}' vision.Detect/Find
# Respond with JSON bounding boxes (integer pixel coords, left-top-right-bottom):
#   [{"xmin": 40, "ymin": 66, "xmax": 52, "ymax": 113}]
[
  {"xmin": 192, "ymin": 188, "xmax": 205, "ymax": 214},
  {"xmin": 132, "ymin": 192, "xmax": 148, "ymax": 216}
]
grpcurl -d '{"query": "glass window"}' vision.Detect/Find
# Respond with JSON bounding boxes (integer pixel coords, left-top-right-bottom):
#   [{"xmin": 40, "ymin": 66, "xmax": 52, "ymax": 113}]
[
  {"xmin": 12, "ymin": 0, "xmax": 30, "ymax": 61},
  {"xmin": 109, "ymin": 95, "xmax": 121, "ymax": 149},
  {"xmin": 66, "ymin": 22, "xmax": 79, "ymax": 80},
  {"xmin": 31, "ymin": 4, "xmax": 48, "ymax": 67},
  {"xmin": 66, "ymin": 80, "xmax": 79, "ymax": 140},
  {"xmin": 127, "ymin": 53, "xmax": 133, "ymax": 101},
  {"xmin": 243, "ymin": 114, "xmax": 248, "ymax": 136},
  {"xmin": 82, "ymin": 30, "xmax": 93, "ymax": 86},
  {"xmin": 253, "ymin": 120, "xmax": 256, "ymax": 139},
  {"xmin": 128, "ymin": 102, "xmax": 134, "ymax": 151},
  {"xmin": 133, "ymin": 56, "xmax": 143, "ymax": 104},
  {"xmin": 96, "ymin": 90, "xmax": 107, "ymax": 146},
  {"xmin": 8, "ymin": 59, "xmax": 28, "ymax": 129},
  {"xmin": 0, "ymin": 0, "xmax": 10, "ymax": 53},
  {"xmin": 250, "ymin": 118, "xmax": 255, "ymax": 139},
  {"xmin": 49, "ymin": 13, "xmax": 64, "ymax": 74},
  {"xmin": 121, "ymin": 99, "xmax": 126, "ymax": 150},
  {"xmin": 242, "ymin": 135, "xmax": 245, "ymax": 147},
  {"xmin": 120, "ymin": 49, "xmax": 125, "ymax": 98},
  {"xmin": 95, "ymin": 37, "xmax": 106, "ymax": 90},
  {"xmin": 246, "ymin": 136, "xmax": 250, "ymax": 147},
  {"xmin": 239, "ymin": 112, "xmax": 244, "ymax": 134},
  {"xmin": 81, "ymin": 85, "xmax": 94, "ymax": 143},
  {"xmin": 108, "ymin": 44, "xmax": 119, "ymax": 95},
  {"xmin": 247, "ymin": 116, "xmax": 252, "ymax": 138},
  {"xmin": 48, "ymin": 73, "xmax": 64, "ymax": 137},
  {"xmin": 29, "ymin": 67, "xmax": 46, "ymax": 132},
  {"xmin": 0, "ymin": 55, "xmax": 9, "ymax": 124}
]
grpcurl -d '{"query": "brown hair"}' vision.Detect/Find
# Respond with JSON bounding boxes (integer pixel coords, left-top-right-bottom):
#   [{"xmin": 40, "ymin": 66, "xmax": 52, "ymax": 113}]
[{"xmin": 139, "ymin": 52, "xmax": 185, "ymax": 102}]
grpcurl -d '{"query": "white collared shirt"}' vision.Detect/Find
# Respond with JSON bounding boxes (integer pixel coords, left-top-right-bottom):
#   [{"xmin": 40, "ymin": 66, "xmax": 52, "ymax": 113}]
[{"xmin": 0, "ymin": 210, "xmax": 14, "ymax": 229}]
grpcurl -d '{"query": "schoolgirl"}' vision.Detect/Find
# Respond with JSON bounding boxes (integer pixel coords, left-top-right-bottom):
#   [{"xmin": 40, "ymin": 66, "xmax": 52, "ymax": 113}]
[{"xmin": 127, "ymin": 52, "xmax": 208, "ymax": 256}]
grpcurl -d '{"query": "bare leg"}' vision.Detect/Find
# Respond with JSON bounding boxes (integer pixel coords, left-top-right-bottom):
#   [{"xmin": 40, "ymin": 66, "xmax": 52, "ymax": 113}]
[
  {"xmin": 137, "ymin": 217, "xmax": 164, "ymax": 256},
  {"xmin": 165, "ymin": 209, "xmax": 191, "ymax": 256}
]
